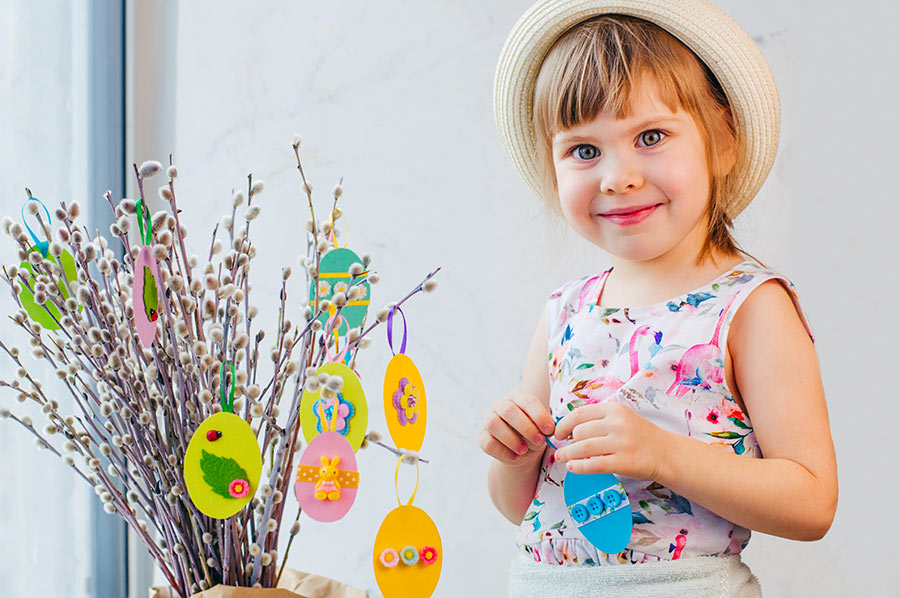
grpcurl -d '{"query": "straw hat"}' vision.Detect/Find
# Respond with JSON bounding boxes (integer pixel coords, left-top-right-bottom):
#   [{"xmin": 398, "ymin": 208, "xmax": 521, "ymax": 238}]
[{"xmin": 493, "ymin": 0, "xmax": 780, "ymax": 219}]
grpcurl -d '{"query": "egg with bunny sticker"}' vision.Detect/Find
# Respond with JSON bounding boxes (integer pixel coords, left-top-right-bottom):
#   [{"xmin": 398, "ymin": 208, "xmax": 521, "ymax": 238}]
[{"xmin": 294, "ymin": 430, "xmax": 359, "ymax": 522}]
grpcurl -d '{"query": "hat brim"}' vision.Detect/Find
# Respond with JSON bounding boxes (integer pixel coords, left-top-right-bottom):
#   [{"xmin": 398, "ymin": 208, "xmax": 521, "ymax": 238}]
[{"xmin": 493, "ymin": 0, "xmax": 779, "ymax": 220}]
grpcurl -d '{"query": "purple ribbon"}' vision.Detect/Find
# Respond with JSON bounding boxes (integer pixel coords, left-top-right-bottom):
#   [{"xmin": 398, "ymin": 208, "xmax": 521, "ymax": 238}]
[{"xmin": 386, "ymin": 305, "xmax": 408, "ymax": 356}]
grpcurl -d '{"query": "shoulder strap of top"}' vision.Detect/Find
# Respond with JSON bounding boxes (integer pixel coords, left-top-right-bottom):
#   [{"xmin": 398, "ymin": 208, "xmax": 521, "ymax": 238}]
[
  {"xmin": 545, "ymin": 269, "xmax": 613, "ymax": 340},
  {"xmin": 716, "ymin": 262, "xmax": 815, "ymax": 356}
]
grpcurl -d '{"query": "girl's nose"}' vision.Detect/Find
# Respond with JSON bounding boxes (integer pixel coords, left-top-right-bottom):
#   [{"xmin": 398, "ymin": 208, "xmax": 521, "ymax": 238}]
[{"xmin": 599, "ymin": 155, "xmax": 644, "ymax": 195}]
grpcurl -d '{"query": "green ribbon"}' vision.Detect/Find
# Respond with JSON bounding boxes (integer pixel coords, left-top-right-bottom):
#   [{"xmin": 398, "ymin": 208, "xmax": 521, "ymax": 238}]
[
  {"xmin": 220, "ymin": 361, "xmax": 235, "ymax": 414},
  {"xmin": 135, "ymin": 198, "xmax": 152, "ymax": 246}
]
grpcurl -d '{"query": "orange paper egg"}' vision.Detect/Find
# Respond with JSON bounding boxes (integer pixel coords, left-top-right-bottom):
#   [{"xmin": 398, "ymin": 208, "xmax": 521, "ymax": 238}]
[{"xmin": 373, "ymin": 504, "xmax": 442, "ymax": 598}]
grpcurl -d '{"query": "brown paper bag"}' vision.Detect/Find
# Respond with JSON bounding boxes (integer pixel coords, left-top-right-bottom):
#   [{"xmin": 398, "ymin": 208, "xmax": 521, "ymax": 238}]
[{"xmin": 149, "ymin": 568, "xmax": 368, "ymax": 598}]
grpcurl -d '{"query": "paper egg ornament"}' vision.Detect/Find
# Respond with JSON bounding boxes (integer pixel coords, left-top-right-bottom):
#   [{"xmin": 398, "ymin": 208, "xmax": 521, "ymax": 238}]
[
  {"xmin": 373, "ymin": 504, "xmax": 442, "ymax": 598},
  {"xmin": 309, "ymin": 247, "xmax": 370, "ymax": 335},
  {"xmin": 563, "ymin": 472, "xmax": 633, "ymax": 554},
  {"xmin": 184, "ymin": 412, "xmax": 263, "ymax": 519},
  {"xmin": 300, "ymin": 363, "xmax": 368, "ymax": 451},
  {"xmin": 133, "ymin": 246, "xmax": 161, "ymax": 347},
  {"xmin": 18, "ymin": 247, "xmax": 79, "ymax": 330},
  {"xmin": 383, "ymin": 353, "xmax": 426, "ymax": 452},
  {"xmin": 294, "ymin": 431, "xmax": 359, "ymax": 522}
]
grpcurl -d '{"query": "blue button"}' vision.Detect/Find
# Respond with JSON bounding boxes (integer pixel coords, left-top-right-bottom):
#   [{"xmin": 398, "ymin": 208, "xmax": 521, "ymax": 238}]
[
  {"xmin": 586, "ymin": 496, "xmax": 604, "ymax": 515},
  {"xmin": 570, "ymin": 503, "xmax": 589, "ymax": 523},
  {"xmin": 601, "ymin": 489, "xmax": 621, "ymax": 508}
]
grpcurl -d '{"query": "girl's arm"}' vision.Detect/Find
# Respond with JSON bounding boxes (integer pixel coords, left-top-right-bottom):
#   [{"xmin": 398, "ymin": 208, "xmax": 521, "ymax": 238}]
[
  {"xmin": 480, "ymin": 307, "xmax": 555, "ymax": 525},
  {"xmin": 555, "ymin": 280, "xmax": 838, "ymax": 541}
]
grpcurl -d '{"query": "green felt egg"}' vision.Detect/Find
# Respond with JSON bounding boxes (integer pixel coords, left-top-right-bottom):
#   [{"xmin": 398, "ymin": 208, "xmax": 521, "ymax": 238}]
[{"xmin": 17, "ymin": 247, "xmax": 80, "ymax": 330}]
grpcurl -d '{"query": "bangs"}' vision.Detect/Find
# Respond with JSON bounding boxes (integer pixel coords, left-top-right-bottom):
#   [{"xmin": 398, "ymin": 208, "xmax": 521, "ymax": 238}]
[{"xmin": 533, "ymin": 15, "xmax": 718, "ymax": 146}]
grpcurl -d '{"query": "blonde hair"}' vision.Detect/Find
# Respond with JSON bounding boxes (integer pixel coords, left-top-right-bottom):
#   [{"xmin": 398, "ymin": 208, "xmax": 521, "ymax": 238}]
[{"xmin": 532, "ymin": 14, "xmax": 760, "ymax": 267}]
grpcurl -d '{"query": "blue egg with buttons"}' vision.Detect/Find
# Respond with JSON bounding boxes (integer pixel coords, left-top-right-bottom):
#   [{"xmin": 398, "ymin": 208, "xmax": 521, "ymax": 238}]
[{"xmin": 563, "ymin": 472, "xmax": 633, "ymax": 554}]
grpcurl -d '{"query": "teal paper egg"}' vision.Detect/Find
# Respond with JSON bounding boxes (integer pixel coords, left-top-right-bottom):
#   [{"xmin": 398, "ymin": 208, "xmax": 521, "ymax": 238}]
[
  {"xmin": 563, "ymin": 472, "xmax": 633, "ymax": 554},
  {"xmin": 309, "ymin": 247, "xmax": 370, "ymax": 335}
]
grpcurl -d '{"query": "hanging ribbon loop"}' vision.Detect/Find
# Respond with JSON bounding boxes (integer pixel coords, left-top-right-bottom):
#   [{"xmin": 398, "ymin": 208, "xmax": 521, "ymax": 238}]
[
  {"xmin": 135, "ymin": 198, "xmax": 152, "ymax": 246},
  {"xmin": 220, "ymin": 361, "xmax": 235, "ymax": 413},
  {"xmin": 394, "ymin": 455, "xmax": 419, "ymax": 507},
  {"xmin": 324, "ymin": 312, "xmax": 352, "ymax": 364},
  {"xmin": 21, "ymin": 196, "xmax": 51, "ymax": 258},
  {"xmin": 327, "ymin": 208, "xmax": 351, "ymax": 249},
  {"xmin": 386, "ymin": 305, "xmax": 408, "ymax": 356},
  {"xmin": 317, "ymin": 394, "xmax": 339, "ymax": 433}
]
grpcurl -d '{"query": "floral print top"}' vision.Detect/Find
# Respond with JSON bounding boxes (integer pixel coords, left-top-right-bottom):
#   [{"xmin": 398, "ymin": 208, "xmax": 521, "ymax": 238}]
[{"xmin": 515, "ymin": 259, "xmax": 814, "ymax": 566}]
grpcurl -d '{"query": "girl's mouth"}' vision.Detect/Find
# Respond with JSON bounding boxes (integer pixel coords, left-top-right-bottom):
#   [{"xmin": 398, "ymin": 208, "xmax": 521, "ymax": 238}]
[{"xmin": 600, "ymin": 204, "xmax": 660, "ymax": 225}]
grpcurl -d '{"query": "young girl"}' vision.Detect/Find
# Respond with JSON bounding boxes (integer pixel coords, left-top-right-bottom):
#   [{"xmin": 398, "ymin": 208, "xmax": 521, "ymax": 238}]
[{"xmin": 480, "ymin": 0, "xmax": 838, "ymax": 595}]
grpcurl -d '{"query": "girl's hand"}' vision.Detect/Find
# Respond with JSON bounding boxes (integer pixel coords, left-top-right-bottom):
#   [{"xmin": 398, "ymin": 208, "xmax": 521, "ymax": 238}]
[
  {"xmin": 478, "ymin": 389, "xmax": 556, "ymax": 469},
  {"xmin": 553, "ymin": 402, "xmax": 671, "ymax": 480}
]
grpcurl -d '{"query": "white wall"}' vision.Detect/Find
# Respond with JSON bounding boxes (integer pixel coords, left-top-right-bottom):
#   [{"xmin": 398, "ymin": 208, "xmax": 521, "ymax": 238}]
[{"xmin": 170, "ymin": 0, "xmax": 895, "ymax": 596}]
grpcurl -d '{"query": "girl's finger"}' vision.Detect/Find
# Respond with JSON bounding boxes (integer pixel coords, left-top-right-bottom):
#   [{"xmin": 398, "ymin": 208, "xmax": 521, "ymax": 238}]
[
  {"xmin": 565, "ymin": 454, "xmax": 614, "ymax": 475},
  {"xmin": 555, "ymin": 436, "xmax": 610, "ymax": 462},
  {"xmin": 514, "ymin": 391, "xmax": 556, "ymax": 436},
  {"xmin": 477, "ymin": 429, "xmax": 519, "ymax": 462},
  {"xmin": 571, "ymin": 418, "xmax": 609, "ymax": 443},
  {"xmin": 554, "ymin": 403, "xmax": 606, "ymax": 440},
  {"xmin": 495, "ymin": 399, "xmax": 544, "ymax": 447},
  {"xmin": 485, "ymin": 412, "xmax": 530, "ymax": 455}
]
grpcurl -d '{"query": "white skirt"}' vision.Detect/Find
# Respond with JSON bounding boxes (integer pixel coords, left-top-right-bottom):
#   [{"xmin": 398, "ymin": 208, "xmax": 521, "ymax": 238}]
[{"xmin": 508, "ymin": 551, "xmax": 762, "ymax": 597}]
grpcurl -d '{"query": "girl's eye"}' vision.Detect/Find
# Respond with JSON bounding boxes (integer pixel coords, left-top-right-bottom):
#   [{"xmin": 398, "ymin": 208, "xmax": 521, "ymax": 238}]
[
  {"xmin": 640, "ymin": 129, "xmax": 665, "ymax": 147},
  {"xmin": 573, "ymin": 144, "xmax": 598, "ymax": 160}
]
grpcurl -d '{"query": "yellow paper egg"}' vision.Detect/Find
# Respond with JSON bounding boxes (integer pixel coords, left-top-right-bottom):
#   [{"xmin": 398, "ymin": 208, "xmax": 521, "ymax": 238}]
[
  {"xmin": 300, "ymin": 363, "xmax": 368, "ymax": 451},
  {"xmin": 184, "ymin": 412, "xmax": 263, "ymax": 519}
]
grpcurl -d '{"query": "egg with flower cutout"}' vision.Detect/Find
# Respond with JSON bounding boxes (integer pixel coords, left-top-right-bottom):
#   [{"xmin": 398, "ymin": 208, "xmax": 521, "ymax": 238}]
[
  {"xmin": 309, "ymin": 247, "xmax": 370, "ymax": 336},
  {"xmin": 184, "ymin": 412, "xmax": 263, "ymax": 519},
  {"xmin": 133, "ymin": 246, "xmax": 161, "ymax": 347},
  {"xmin": 299, "ymin": 362, "xmax": 368, "ymax": 451},
  {"xmin": 382, "ymin": 353, "xmax": 426, "ymax": 452},
  {"xmin": 373, "ymin": 505, "xmax": 442, "ymax": 598},
  {"xmin": 563, "ymin": 471, "xmax": 633, "ymax": 554},
  {"xmin": 294, "ymin": 430, "xmax": 359, "ymax": 522},
  {"xmin": 18, "ymin": 246, "xmax": 80, "ymax": 329}
]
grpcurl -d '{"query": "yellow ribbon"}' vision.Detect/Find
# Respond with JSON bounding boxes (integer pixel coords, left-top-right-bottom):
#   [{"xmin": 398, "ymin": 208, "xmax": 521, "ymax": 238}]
[
  {"xmin": 328, "ymin": 208, "xmax": 350, "ymax": 249},
  {"xmin": 394, "ymin": 455, "xmax": 419, "ymax": 507},
  {"xmin": 317, "ymin": 395, "xmax": 337, "ymax": 433}
]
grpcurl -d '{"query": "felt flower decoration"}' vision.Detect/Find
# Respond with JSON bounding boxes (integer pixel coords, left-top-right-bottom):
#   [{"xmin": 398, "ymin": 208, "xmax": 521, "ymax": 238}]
[
  {"xmin": 419, "ymin": 546, "xmax": 437, "ymax": 565},
  {"xmin": 391, "ymin": 378, "xmax": 418, "ymax": 426},
  {"xmin": 379, "ymin": 548, "xmax": 399, "ymax": 568},
  {"xmin": 313, "ymin": 396, "xmax": 355, "ymax": 436},
  {"xmin": 400, "ymin": 545, "xmax": 419, "ymax": 566},
  {"xmin": 228, "ymin": 478, "xmax": 250, "ymax": 498}
]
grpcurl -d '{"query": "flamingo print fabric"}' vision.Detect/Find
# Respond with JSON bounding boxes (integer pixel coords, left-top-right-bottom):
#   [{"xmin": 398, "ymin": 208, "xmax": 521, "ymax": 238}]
[{"xmin": 516, "ymin": 260, "xmax": 814, "ymax": 566}]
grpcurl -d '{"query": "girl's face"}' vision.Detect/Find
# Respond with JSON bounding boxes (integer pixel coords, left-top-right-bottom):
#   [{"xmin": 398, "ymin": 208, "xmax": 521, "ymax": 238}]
[{"xmin": 552, "ymin": 76, "xmax": 711, "ymax": 265}]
